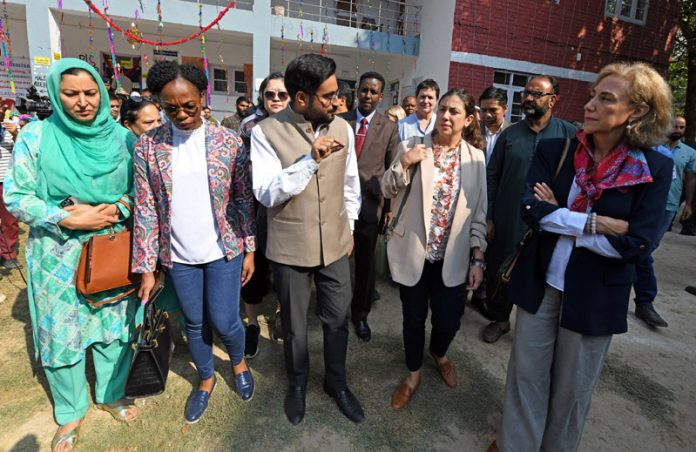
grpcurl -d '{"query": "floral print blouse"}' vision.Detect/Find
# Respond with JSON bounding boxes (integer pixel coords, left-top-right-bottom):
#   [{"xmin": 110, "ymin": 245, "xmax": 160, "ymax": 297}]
[{"xmin": 425, "ymin": 143, "xmax": 461, "ymax": 262}]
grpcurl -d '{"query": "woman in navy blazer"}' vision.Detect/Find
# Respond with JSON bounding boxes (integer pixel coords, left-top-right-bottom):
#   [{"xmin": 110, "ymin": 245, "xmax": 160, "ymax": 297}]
[{"xmin": 490, "ymin": 62, "xmax": 674, "ymax": 452}]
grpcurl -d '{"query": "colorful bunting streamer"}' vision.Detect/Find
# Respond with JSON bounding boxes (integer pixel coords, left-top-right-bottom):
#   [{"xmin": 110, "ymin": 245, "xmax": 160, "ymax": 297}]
[
  {"xmin": 83, "ymin": 0, "xmax": 237, "ymax": 48},
  {"xmin": 321, "ymin": 25, "xmax": 329, "ymax": 56},
  {"xmin": 280, "ymin": 22, "xmax": 285, "ymax": 68},
  {"xmin": 198, "ymin": 0, "xmax": 212, "ymax": 105},
  {"xmin": 102, "ymin": 0, "xmax": 120, "ymax": 91},
  {"xmin": 87, "ymin": 3, "xmax": 95, "ymax": 64}
]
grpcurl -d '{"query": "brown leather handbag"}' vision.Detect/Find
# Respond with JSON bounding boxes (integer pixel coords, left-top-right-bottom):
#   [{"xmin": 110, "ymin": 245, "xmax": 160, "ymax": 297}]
[{"xmin": 75, "ymin": 227, "xmax": 141, "ymax": 307}]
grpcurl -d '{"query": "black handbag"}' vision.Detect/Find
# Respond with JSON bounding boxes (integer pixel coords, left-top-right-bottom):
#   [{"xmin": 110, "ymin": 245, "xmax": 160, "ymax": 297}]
[
  {"xmin": 490, "ymin": 138, "xmax": 572, "ymax": 297},
  {"xmin": 125, "ymin": 279, "xmax": 175, "ymax": 398}
]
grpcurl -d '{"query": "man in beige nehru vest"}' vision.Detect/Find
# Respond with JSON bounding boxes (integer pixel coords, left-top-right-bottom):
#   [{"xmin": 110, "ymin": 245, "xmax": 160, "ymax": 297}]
[{"xmin": 250, "ymin": 54, "xmax": 363, "ymax": 425}]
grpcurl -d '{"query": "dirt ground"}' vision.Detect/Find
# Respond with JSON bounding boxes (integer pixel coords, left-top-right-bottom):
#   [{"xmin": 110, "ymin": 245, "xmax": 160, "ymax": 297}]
[{"xmin": 0, "ymin": 226, "xmax": 695, "ymax": 452}]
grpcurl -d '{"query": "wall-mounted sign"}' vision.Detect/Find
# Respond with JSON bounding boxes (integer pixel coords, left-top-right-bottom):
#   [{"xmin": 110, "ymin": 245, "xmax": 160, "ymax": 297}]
[
  {"xmin": 1, "ymin": 57, "xmax": 34, "ymax": 98},
  {"xmin": 33, "ymin": 56, "xmax": 51, "ymax": 66}
]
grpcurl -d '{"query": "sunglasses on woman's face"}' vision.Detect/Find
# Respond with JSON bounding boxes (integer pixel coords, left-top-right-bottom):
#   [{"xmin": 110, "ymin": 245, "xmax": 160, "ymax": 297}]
[
  {"xmin": 129, "ymin": 93, "xmax": 154, "ymax": 103},
  {"xmin": 264, "ymin": 90, "xmax": 289, "ymax": 102}
]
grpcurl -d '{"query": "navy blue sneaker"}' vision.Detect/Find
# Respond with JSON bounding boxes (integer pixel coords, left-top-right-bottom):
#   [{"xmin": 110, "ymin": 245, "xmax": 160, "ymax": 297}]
[
  {"xmin": 184, "ymin": 379, "xmax": 216, "ymax": 424},
  {"xmin": 235, "ymin": 369, "xmax": 254, "ymax": 401}
]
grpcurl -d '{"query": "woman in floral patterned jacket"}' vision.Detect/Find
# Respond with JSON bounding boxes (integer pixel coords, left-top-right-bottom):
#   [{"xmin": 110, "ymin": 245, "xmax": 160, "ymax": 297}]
[
  {"xmin": 131, "ymin": 61, "xmax": 256, "ymax": 424},
  {"xmin": 381, "ymin": 88, "xmax": 488, "ymax": 410}
]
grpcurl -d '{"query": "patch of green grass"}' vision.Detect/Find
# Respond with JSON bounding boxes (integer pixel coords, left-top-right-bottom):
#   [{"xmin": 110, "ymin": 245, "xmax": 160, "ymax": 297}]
[
  {"xmin": 599, "ymin": 356, "xmax": 675, "ymax": 426},
  {"xmin": 75, "ymin": 332, "xmax": 504, "ymax": 451}
]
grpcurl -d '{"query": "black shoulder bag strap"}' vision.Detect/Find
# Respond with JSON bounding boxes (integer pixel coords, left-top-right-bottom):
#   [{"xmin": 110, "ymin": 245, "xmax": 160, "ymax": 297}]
[
  {"xmin": 388, "ymin": 136, "xmax": 423, "ymax": 231},
  {"xmin": 499, "ymin": 137, "xmax": 572, "ymax": 284},
  {"xmin": 554, "ymin": 137, "xmax": 572, "ymax": 181}
]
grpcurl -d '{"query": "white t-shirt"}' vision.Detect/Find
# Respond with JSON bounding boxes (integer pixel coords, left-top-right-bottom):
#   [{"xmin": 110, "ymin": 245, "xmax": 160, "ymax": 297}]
[{"xmin": 170, "ymin": 124, "xmax": 224, "ymax": 264}]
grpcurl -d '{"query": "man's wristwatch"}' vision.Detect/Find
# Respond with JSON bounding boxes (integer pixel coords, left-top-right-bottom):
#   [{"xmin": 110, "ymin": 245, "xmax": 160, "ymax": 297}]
[{"xmin": 470, "ymin": 258, "xmax": 486, "ymax": 270}]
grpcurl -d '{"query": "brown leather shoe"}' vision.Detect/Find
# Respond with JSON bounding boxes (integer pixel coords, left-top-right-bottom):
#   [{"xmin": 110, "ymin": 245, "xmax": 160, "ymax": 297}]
[
  {"xmin": 391, "ymin": 374, "xmax": 421, "ymax": 410},
  {"xmin": 486, "ymin": 440, "xmax": 499, "ymax": 452},
  {"xmin": 431, "ymin": 351, "xmax": 457, "ymax": 388}
]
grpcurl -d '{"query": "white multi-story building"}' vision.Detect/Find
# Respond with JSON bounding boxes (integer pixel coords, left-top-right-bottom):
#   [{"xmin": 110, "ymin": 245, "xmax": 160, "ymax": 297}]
[{"xmin": 2, "ymin": 0, "xmax": 458, "ymax": 116}]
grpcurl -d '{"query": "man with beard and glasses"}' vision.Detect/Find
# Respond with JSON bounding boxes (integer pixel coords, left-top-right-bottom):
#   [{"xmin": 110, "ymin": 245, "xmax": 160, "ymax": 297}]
[
  {"xmin": 632, "ymin": 116, "xmax": 696, "ymax": 328},
  {"xmin": 340, "ymin": 71, "xmax": 400, "ymax": 342},
  {"xmin": 250, "ymin": 54, "xmax": 364, "ymax": 425},
  {"xmin": 482, "ymin": 75, "xmax": 575, "ymax": 344}
]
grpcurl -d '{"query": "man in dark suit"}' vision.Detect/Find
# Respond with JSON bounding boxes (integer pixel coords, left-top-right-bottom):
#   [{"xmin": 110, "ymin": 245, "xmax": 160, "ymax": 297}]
[
  {"xmin": 479, "ymin": 86, "xmax": 512, "ymax": 165},
  {"xmin": 341, "ymin": 71, "xmax": 400, "ymax": 341},
  {"xmin": 471, "ymin": 86, "xmax": 512, "ymax": 315}
]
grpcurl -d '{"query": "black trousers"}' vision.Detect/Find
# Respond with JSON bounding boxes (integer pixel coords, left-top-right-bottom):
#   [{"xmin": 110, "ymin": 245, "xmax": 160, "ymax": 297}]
[
  {"xmin": 399, "ymin": 260, "xmax": 466, "ymax": 372},
  {"xmin": 351, "ymin": 219, "xmax": 380, "ymax": 322},
  {"xmin": 241, "ymin": 247, "xmax": 270, "ymax": 305},
  {"xmin": 681, "ymin": 196, "xmax": 696, "ymax": 231},
  {"xmin": 242, "ymin": 203, "xmax": 270, "ymax": 305},
  {"xmin": 272, "ymin": 256, "xmax": 352, "ymax": 391},
  {"xmin": 485, "ymin": 265, "xmax": 514, "ymax": 322}
]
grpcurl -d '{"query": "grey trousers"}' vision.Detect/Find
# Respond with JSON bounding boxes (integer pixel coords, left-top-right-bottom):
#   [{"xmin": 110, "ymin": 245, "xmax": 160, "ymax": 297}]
[
  {"xmin": 498, "ymin": 285, "xmax": 612, "ymax": 452},
  {"xmin": 272, "ymin": 256, "xmax": 352, "ymax": 391}
]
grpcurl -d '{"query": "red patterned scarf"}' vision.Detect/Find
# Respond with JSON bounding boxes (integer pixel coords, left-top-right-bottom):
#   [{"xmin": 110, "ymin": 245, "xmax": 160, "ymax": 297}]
[{"xmin": 570, "ymin": 130, "xmax": 653, "ymax": 212}]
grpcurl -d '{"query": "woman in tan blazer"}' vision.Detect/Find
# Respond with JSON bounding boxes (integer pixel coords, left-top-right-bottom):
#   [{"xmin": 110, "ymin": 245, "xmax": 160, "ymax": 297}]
[{"xmin": 382, "ymin": 88, "xmax": 488, "ymax": 409}]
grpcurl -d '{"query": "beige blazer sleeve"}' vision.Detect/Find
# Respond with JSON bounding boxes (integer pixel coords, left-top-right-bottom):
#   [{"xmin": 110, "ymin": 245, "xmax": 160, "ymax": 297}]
[{"xmin": 381, "ymin": 138, "xmax": 417, "ymax": 200}]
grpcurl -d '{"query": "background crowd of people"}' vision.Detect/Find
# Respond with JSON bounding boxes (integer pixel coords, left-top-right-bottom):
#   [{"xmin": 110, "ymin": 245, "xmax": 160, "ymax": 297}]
[{"xmin": 0, "ymin": 52, "xmax": 693, "ymax": 452}]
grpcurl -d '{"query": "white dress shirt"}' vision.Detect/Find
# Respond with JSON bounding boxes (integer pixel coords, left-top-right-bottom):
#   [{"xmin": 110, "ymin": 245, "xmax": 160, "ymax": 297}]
[
  {"xmin": 250, "ymin": 116, "xmax": 361, "ymax": 231},
  {"xmin": 355, "ymin": 109, "xmax": 377, "ymax": 135},
  {"xmin": 170, "ymin": 124, "xmax": 225, "ymax": 264},
  {"xmin": 539, "ymin": 177, "xmax": 621, "ymax": 291},
  {"xmin": 484, "ymin": 125, "xmax": 503, "ymax": 163}
]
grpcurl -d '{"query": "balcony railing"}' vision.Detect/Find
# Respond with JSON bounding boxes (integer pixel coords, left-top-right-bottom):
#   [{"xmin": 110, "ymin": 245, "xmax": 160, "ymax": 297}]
[
  {"xmin": 181, "ymin": 0, "xmax": 254, "ymax": 12},
  {"xmin": 270, "ymin": 0, "xmax": 421, "ymax": 37}
]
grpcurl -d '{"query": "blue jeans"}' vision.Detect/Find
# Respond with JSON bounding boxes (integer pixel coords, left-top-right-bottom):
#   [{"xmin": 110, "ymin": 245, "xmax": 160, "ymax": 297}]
[
  {"xmin": 633, "ymin": 210, "xmax": 676, "ymax": 308},
  {"xmin": 168, "ymin": 255, "xmax": 245, "ymax": 380}
]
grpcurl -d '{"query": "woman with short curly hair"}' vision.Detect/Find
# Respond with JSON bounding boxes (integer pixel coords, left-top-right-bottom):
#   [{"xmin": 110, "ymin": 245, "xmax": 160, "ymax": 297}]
[
  {"xmin": 131, "ymin": 61, "xmax": 256, "ymax": 424},
  {"xmin": 489, "ymin": 62, "xmax": 673, "ymax": 451}
]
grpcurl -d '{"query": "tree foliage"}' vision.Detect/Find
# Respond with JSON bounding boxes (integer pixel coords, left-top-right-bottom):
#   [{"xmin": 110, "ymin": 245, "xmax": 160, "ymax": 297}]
[
  {"xmin": 675, "ymin": 0, "xmax": 696, "ymax": 139},
  {"xmin": 669, "ymin": 31, "xmax": 687, "ymax": 115}
]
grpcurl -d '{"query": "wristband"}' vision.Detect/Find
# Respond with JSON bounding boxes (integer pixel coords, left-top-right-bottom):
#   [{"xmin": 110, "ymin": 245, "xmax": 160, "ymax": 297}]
[{"xmin": 470, "ymin": 258, "xmax": 487, "ymax": 270}]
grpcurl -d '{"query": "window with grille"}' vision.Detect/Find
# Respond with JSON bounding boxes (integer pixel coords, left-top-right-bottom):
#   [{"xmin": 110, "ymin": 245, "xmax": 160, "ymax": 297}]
[
  {"xmin": 492, "ymin": 70, "xmax": 529, "ymax": 123},
  {"xmin": 233, "ymin": 70, "xmax": 247, "ymax": 94},
  {"xmin": 605, "ymin": 0, "xmax": 649, "ymax": 25},
  {"xmin": 210, "ymin": 67, "xmax": 247, "ymax": 94},
  {"xmin": 212, "ymin": 67, "xmax": 228, "ymax": 93}
]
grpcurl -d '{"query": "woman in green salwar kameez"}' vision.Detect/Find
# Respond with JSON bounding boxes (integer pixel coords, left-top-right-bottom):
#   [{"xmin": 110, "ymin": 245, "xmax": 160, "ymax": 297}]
[{"xmin": 4, "ymin": 58, "xmax": 139, "ymax": 451}]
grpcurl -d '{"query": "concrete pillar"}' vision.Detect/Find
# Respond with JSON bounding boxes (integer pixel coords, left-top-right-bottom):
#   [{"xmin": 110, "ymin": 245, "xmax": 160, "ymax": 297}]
[
  {"xmin": 25, "ymin": 1, "xmax": 60, "ymax": 95},
  {"xmin": 251, "ymin": 0, "xmax": 272, "ymax": 100},
  {"xmin": 412, "ymin": 0, "xmax": 455, "ymax": 94}
]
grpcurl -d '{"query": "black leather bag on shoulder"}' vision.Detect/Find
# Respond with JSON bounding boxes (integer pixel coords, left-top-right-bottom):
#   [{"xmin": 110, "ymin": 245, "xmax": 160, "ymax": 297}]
[
  {"xmin": 490, "ymin": 138, "xmax": 572, "ymax": 299},
  {"xmin": 125, "ymin": 277, "xmax": 174, "ymax": 399}
]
